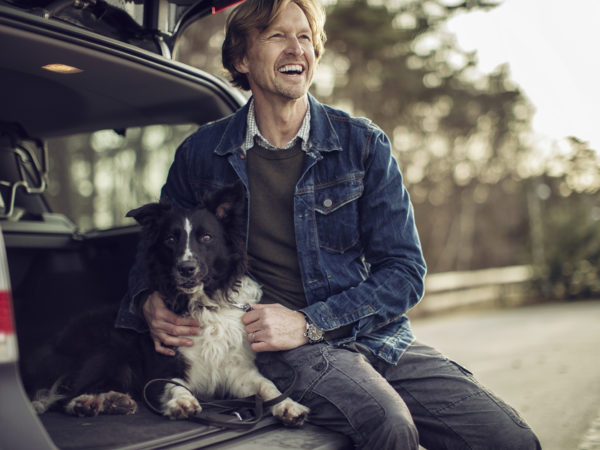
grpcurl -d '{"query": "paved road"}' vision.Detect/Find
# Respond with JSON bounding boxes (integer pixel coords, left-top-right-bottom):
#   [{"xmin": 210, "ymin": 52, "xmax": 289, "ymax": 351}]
[{"xmin": 410, "ymin": 299, "xmax": 600, "ymax": 450}]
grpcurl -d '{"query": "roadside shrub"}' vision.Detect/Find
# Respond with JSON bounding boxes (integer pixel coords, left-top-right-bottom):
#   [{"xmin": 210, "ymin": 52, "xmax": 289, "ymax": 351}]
[{"xmin": 532, "ymin": 192, "xmax": 600, "ymax": 300}]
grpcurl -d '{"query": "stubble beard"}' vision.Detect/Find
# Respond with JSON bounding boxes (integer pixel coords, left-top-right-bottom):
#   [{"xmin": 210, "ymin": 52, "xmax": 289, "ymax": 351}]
[
  {"xmin": 274, "ymin": 81, "xmax": 306, "ymax": 101},
  {"xmin": 274, "ymin": 69, "xmax": 312, "ymax": 101}
]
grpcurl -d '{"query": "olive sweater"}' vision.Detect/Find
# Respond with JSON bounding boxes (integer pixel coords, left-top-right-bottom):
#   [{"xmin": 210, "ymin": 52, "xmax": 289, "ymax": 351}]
[{"xmin": 246, "ymin": 142, "xmax": 307, "ymax": 310}]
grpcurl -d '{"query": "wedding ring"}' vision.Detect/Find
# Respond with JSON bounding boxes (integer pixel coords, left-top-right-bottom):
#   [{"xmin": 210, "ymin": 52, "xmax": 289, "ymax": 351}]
[{"xmin": 251, "ymin": 331, "xmax": 256, "ymax": 342}]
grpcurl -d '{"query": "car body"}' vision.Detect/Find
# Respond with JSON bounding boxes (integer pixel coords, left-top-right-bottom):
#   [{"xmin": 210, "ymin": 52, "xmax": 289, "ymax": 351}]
[{"xmin": 0, "ymin": 1, "xmax": 349, "ymax": 447}]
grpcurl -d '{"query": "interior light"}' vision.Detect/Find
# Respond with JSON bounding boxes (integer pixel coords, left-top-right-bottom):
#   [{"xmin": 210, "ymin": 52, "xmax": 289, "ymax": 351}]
[{"xmin": 41, "ymin": 64, "xmax": 84, "ymax": 74}]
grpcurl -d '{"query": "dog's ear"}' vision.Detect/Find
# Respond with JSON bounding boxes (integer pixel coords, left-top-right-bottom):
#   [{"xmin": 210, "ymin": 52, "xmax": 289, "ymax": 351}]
[
  {"xmin": 205, "ymin": 181, "xmax": 246, "ymax": 221},
  {"xmin": 204, "ymin": 181, "xmax": 248, "ymax": 292},
  {"xmin": 126, "ymin": 202, "xmax": 170, "ymax": 227}
]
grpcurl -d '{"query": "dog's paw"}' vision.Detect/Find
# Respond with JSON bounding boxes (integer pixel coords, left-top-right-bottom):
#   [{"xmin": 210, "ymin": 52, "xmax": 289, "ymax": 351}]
[
  {"xmin": 102, "ymin": 391, "xmax": 138, "ymax": 415},
  {"xmin": 31, "ymin": 400, "xmax": 47, "ymax": 414},
  {"xmin": 271, "ymin": 398, "xmax": 310, "ymax": 427},
  {"xmin": 65, "ymin": 394, "xmax": 102, "ymax": 417},
  {"xmin": 164, "ymin": 392, "xmax": 202, "ymax": 420}
]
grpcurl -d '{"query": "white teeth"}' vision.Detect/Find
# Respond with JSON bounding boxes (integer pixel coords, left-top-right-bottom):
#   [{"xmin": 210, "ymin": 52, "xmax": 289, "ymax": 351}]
[{"xmin": 279, "ymin": 64, "xmax": 303, "ymax": 73}]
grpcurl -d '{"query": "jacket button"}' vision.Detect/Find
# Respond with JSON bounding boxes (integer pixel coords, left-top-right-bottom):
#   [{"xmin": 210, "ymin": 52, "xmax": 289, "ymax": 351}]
[{"xmin": 323, "ymin": 198, "xmax": 333, "ymax": 208}]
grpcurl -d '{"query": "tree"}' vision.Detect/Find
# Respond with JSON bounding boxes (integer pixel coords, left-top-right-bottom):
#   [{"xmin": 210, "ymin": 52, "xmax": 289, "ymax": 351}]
[
  {"xmin": 319, "ymin": 0, "xmax": 534, "ymax": 272},
  {"xmin": 528, "ymin": 138, "xmax": 600, "ymax": 300}
]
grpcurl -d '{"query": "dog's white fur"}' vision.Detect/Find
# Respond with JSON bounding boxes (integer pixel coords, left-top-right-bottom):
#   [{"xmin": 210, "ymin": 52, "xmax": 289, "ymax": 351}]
[
  {"xmin": 31, "ymin": 377, "xmax": 66, "ymax": 414},
  {"xmin": 162, "ymin": 275, "xmax": 309, "ymax": 423}
]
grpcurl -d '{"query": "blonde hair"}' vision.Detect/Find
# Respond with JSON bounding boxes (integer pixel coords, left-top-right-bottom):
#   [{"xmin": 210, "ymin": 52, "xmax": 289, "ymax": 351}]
[{"xmin": 222, "ymin": 0, "xmax": 326, "ymax": 90}]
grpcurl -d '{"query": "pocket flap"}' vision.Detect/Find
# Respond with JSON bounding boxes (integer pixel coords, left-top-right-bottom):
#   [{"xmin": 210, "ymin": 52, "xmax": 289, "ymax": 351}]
[{"xmin": 314, "ymin": 176, "xmax": 363, "ymax": 215}]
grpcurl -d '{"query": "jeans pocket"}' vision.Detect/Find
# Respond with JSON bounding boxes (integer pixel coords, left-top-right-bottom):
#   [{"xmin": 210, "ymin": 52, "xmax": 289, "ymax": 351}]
[
  {"xmin": 256, "ymin": 345, "xmax": 332, "ymax": 400},
  {"xmin": 448, "ymin": 360, "xmax": 531, "ymax": 429},
  {"xmin": 448, "ymin": 359, "xmax": 474, "ymax": 376}
]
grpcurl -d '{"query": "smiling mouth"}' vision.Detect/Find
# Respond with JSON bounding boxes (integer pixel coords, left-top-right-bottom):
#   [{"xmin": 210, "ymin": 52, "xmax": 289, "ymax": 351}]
[{"xmin": 278, "ymin": 64, "xmax": 304, "ymax": 75}]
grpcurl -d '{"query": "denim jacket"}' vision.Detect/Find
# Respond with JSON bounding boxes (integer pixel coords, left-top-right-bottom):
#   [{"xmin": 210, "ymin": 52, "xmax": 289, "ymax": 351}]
[{"xmin": 117, "ymin": 94, "xmax": 426, "ymax": 365}]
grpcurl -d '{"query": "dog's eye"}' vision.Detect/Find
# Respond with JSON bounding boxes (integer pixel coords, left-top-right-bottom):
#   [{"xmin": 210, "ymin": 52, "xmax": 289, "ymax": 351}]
[
  {"xmin": 200, "ymin": 234, "xmax": 212, "ymax": 243},
  {"xmin": 165, "ymin": 235, "xmax": 177, "ymax": 246}
]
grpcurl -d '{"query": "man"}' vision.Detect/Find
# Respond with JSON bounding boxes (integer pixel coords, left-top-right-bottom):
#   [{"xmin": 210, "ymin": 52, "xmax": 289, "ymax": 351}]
[{"xmin": 118, "ymin": 0, "xmax": 541, "ymax": 448}]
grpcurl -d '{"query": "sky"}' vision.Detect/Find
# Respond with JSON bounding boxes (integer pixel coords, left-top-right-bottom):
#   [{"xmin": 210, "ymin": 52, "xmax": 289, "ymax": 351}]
[{"xmin": 444, "ymin": 0, "xmax": 600, "ymax": 152}]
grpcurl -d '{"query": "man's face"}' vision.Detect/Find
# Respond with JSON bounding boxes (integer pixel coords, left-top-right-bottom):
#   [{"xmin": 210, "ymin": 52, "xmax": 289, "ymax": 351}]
[{"xmin": 236, "ymin": 2, "xmax": 316, "ymax": 103}]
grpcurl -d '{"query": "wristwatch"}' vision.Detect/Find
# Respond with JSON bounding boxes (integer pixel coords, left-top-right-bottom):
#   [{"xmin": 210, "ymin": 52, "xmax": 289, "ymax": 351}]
[{"xmin": 303, "ymin": 318, "xmax": 324, "ymax": 344}]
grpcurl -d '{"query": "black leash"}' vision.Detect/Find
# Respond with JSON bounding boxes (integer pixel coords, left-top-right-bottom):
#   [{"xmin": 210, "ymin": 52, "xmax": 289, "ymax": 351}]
[{"xmin": 143, "ymin": 358, "xmax": 298, "ymax": 429}]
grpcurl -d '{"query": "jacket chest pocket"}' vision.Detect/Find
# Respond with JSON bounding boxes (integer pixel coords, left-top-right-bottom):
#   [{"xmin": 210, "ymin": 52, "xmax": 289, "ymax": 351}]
[{"xmin": 314, "ymin": 176, "xmax": 364, "ymax": 253}]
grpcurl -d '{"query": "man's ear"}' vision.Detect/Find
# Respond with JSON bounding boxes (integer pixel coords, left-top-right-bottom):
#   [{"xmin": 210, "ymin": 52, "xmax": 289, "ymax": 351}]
[{"xmin": 234, "ymin": 55, "xmax": 250, "ymax": 75}]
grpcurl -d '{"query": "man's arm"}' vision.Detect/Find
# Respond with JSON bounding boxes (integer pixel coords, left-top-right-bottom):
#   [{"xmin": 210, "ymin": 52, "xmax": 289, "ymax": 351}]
[{"xmin": 300, "ymin": 125, "xmax": 426, "ymax": 336}]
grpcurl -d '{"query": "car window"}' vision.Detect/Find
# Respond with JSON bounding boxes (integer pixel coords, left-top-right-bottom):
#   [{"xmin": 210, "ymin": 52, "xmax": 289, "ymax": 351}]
[{"xmin": 45, "ymin": 124, "xmax": 197, "ymax": 231}]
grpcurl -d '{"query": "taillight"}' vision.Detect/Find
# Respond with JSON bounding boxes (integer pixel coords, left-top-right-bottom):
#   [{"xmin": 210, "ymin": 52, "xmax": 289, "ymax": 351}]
[
  {"xmin": 212, "ymin": 0, "xmax": 246, "ymax": 14},
  {"xmin": 0, "ymin": 291, "xmax": 14, "ymax": 334},
  {"xmin": 0, "ymin": 230, "xmax": 18, "ymax": 363}
]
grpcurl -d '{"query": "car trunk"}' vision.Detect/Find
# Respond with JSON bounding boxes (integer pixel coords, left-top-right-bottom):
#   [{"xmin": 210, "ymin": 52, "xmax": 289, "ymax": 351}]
[
  {"xmin": 0, "ymin": 1, "xmax": 350, "ymax": 446},
  {"xmin": 3, "ymin": 220, "xmax": 350, "ymax": 449}
]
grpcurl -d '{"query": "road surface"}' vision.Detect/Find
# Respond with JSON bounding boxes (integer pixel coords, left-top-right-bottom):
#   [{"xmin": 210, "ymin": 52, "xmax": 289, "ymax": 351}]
[{"xmin": 411, "ymin": 299, "xmax": 600, "ymax": 450}]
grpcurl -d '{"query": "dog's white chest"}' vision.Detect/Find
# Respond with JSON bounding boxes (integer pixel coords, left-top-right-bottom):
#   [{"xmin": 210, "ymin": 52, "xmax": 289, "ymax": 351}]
[
  {"xmin": 180, "ymin": 306, "xmax": 254, "ymax": 396},
  {"xmin": 177, "ymin": 276, "xmax": 262, "ymax": 397}
]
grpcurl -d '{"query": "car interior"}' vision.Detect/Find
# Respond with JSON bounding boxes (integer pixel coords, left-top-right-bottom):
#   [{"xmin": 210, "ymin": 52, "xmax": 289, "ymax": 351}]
[
  {"xmin": 1, "ymin": 0, "xmax": 244, "ymax": 392},
  {"xmin": 0, "ymin": 2, "xmax": 351, "ymax": 448}
]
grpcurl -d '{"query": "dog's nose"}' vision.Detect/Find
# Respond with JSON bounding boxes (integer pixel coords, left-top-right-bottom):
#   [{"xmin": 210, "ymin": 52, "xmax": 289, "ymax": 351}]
[{"xmin": 177, "ymin": 261, "xmax": 198, "ymax": 278}]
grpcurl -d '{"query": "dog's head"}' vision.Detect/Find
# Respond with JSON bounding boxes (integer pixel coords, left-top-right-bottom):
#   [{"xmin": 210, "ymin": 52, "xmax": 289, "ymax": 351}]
[{"xmin": 127, "ymin": 182, "xmax": 247, "ymax": 314}]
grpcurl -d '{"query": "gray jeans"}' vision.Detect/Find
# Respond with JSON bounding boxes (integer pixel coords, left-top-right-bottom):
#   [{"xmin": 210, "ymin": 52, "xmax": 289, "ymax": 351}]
[{"xmin": 256, "ymin": 341, "xmax": 541, "ymax": 450}]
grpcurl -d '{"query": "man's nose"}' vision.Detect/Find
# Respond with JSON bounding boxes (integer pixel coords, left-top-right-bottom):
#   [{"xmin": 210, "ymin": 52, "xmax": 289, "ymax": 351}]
[{"xmin": 285, "ymin": 36, "xmax": 304, "ymax": 55}]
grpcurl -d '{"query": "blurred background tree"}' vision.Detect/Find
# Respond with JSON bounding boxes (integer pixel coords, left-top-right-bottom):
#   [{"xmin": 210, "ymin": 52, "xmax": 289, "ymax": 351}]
[
  {"xmin": 526, "ymin": 138, "xmax": 600, "ymax": 300},
  {"xmin": 176, "ymin": 0, "xmax": 539, "ymax": 274},
  {"xmin": 47, "ymin": 0, "xmax": 600, "ymax": 302}
]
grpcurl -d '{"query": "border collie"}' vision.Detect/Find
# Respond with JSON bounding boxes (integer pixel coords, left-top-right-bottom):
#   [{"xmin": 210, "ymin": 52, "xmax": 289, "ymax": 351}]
[{"xmin": 28, "ymin": 182, "xmax": 309, "ymax": 426}]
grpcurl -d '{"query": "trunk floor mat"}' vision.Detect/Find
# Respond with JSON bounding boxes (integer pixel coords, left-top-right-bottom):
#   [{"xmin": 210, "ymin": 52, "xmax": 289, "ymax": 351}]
[{"xmin": 39, "ymin": 403, "xmax": 269, "ymax": 449}]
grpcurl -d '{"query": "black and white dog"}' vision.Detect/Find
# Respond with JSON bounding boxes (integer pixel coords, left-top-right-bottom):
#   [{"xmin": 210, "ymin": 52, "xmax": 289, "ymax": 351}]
[{"xmin": 28, "ymin": 183, "xmax": 309, "ymax": 426}]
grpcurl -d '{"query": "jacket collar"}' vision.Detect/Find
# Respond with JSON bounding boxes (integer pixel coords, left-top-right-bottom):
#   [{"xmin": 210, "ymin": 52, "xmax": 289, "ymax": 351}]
[{"xmin": 214, "ymin": 93, "xmax": 342, "ymax": 156}]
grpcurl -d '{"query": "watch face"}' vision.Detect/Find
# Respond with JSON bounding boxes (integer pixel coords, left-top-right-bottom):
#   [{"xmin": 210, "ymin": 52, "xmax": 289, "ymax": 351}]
[{"xmin": 308, "ymin": 324, "xmax": 324, "ymax": 342}]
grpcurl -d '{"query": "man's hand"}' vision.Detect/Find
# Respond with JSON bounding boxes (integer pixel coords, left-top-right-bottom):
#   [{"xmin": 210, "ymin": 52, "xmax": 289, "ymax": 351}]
[
  {"xmin": 242, "ymin": 303, "xmax": 308, "ymax": 352},
  {"xmin": 142, "ymin": 292, "xmax": 201, "ymax": 356}
]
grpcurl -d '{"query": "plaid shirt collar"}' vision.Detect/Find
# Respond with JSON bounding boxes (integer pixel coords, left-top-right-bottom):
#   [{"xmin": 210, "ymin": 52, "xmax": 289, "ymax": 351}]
[{"xmin": 242, "ymin": 98, "xmax": 311, "ymax": 153}]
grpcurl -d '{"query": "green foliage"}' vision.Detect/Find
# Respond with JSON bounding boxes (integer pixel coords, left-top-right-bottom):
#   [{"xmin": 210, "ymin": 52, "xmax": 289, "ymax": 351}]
[
  {"xmin": 528, "ymin": 139, "xmax": 600, "ymax": 300},
  {"xmin": 532, "ymin": 188, "xmax": 600, "ymax": 300}
]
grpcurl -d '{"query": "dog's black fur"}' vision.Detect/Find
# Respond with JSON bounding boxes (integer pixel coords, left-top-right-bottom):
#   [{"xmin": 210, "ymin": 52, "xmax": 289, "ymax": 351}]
[
  {"xmin": 24, "ymin": 182, "xmax": 308, "ymax": 423},
  {"xmin": 23, "ymin": 183, "xmax": 247, "ymax": 416}
]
